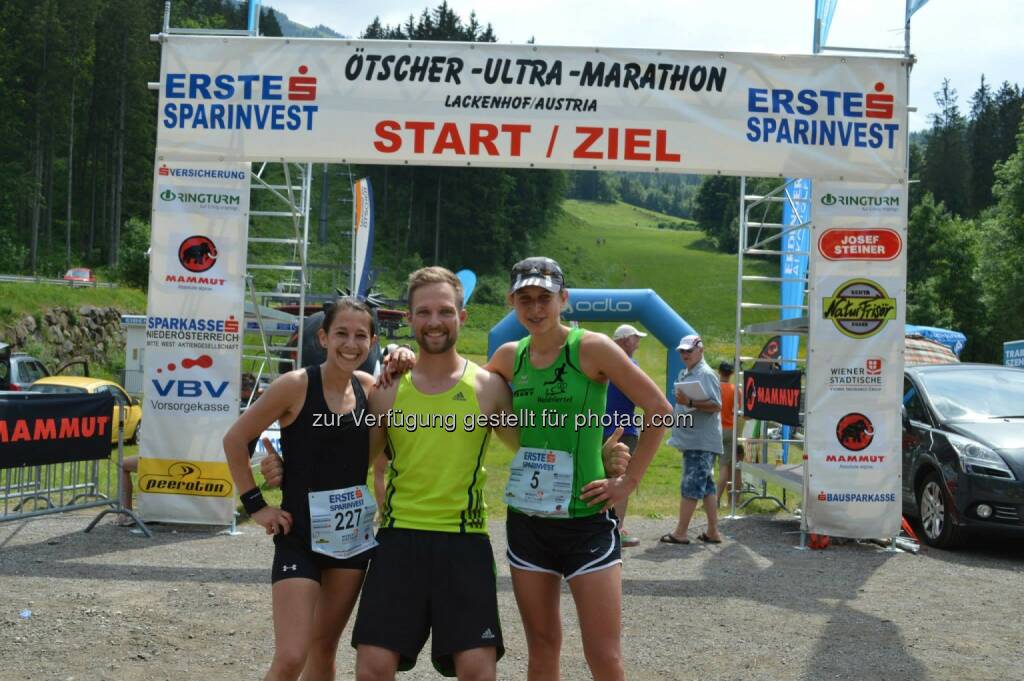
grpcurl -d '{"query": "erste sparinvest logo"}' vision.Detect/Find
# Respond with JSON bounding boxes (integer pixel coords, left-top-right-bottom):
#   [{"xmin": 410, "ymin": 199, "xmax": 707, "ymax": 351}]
[
  {"xmin": 162, "ymin": 65, "xmax": 319, "ymax": 131},
  {"xmin": 746, "ymin": 81, "xmax": 900, "ymax": 150}
]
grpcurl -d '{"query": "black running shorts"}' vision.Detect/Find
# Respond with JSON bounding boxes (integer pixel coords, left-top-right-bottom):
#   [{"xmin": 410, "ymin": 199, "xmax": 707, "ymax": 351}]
[
  {"xmin": 505, "ymin": 508, "xmax": 622, "ymax": 580},
  {"xmin": 271, "ymin": 533, "xmax": 372, "ymax": 584},
  {"xmin": 351, "ymin": 529, "xmax": 504, "ymax": 677}
]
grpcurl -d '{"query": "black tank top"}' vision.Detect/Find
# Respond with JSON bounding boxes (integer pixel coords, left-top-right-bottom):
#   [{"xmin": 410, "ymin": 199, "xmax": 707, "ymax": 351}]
[{"xmin": 277, "ymin": 365, "xmax": 370, "ymax": 543}]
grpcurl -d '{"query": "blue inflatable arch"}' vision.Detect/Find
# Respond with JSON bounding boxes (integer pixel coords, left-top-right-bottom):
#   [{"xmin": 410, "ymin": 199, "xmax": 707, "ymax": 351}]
[{"xmin": 487, "ymin": 288, "xmax": 695, "ymax": 403}]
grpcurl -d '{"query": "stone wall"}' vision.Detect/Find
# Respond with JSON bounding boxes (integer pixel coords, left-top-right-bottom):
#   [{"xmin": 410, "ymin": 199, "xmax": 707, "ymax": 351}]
[{"xmin": 2, "ymin": 306, "xmax": 125, "ymax": 365}]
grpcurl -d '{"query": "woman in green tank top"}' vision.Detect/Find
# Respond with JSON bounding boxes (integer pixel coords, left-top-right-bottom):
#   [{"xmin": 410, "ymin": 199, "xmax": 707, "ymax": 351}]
[{"xmin": 486, "ymin": 257, "xmax": 673, "ymax": 681}]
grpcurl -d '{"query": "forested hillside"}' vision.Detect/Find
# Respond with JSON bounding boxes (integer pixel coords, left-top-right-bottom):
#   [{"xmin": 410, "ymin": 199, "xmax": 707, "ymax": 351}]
[{"xmin": 690, "ymin": 78, "xmax": 1024, "ymax": 360}]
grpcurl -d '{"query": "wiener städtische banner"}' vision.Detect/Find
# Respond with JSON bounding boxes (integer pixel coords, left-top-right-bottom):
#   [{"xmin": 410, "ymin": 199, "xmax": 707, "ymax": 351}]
[
  {"xmin": 805, "ymin": 180, "xmax": 907, "ymax": 539},
  {"xmin": 154, "ymin": 36, "xmax": 909, "ymax": 182},
  {"xmin": 138, "ymin": 161, "xmax": 250, "ymax": 525}
]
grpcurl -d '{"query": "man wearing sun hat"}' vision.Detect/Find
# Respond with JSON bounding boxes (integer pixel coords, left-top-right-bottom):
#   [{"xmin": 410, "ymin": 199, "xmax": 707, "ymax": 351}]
[
  {"xmin": 660, "ymin": 334, "xmax": 724, "ymax": 545},
  {"xmin": 604, "ymin": 323, "xmax": 649, "ymax": 547}
]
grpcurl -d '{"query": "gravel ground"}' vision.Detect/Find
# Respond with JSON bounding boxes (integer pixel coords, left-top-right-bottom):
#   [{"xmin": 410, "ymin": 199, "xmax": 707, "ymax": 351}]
[{"xmin": 1, "ymin": 511, "xmax": 1022, "ymax": 681}]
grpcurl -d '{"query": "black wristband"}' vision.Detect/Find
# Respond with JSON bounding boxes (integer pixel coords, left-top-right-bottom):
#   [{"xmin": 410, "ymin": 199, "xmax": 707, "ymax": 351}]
[{"xmin": 240, "ymin": 487, "xmax": 267, "ymax": 516}]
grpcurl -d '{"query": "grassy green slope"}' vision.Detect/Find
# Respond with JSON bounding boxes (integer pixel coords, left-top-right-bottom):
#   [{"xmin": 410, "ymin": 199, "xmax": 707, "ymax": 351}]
[{"xmin": 0, "ymin": 283, "xmax": 147, "ymax": 328}]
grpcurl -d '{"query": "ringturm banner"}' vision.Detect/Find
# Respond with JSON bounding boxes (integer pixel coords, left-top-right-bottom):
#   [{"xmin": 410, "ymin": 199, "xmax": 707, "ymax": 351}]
[
  {"xmin": 154, "ymin": 36, "xmax": 908, "ymax": 181},
  {"xmin": 805, "ymin": 180, "xmax": 907, "ymax": 539},
  {"xmin": 0, "ymin": 393, "xmax": 115, "ymax": 468},
  {"xmin": 138, "ymin": 160, "xmax": 250, "ymax": 525}
]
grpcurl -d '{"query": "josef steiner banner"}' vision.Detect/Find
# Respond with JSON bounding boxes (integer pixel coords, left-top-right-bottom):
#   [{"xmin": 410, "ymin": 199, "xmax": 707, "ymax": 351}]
[
  {"xmin": 155, "ymin": 36, "xmax": 908, "ymax": 181},
  {"xmin": 743, "ymin": 369, "xmax": 802, "ymax": 426},
  {"xmin": 0, "ymin": 393, "xmax": 115, "ymax": 468}
]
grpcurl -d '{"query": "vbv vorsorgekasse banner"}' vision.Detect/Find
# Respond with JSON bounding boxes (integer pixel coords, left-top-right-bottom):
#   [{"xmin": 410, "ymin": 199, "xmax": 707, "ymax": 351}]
[{"xmin": 138, "ymin": 161, "xmax": 250, "ymax": 525}]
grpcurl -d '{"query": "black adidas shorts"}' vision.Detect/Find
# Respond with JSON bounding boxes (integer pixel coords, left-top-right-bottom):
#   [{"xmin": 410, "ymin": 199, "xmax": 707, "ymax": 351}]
[
  {"xmin": 506, "ymin": 508, "xmax": 622, "ymax": 580},
  {"xmin": 271, "ymin": 533, "xmax": 372, "ymax": 584},
  {"xmin": 351, "ymin": 529, "xmax": 504, "ymax": 677}
]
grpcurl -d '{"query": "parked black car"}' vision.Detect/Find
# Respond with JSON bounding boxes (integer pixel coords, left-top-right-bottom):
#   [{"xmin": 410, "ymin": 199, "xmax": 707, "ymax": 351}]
[{"xmin": 902, "ymin": 363, "xmax": 1024, "ymax": 547}]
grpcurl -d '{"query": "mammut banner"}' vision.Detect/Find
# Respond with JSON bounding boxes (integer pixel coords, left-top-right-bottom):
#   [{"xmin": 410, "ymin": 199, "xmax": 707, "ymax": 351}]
[
  {"xmin": 139, "ymin": 160, "xmax": 250, "ymax": 525},
  {"xmin": 154, "ymin": 36, "xmax": 909, "ymax": 181},
  {"xmin": 805, "ymin": 180, "xmax": 906, "ymax": 539},
  {"xmin": 743, "ymin": 369, "xmax": 802, "ymax": 426},
  {"xmin": 0, "ymin": 393, "xmax": 114, "ymax": 468}
]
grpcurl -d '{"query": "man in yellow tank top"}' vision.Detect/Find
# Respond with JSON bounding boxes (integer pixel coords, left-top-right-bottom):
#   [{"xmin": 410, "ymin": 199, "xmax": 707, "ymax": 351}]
[{"xmin": 352, "ymin": 267, "xmax": 519, "ymax": 681}]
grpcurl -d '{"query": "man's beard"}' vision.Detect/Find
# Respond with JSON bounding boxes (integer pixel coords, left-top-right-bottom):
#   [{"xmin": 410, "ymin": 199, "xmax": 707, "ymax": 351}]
[{"xmin": 416, "ymin": 328, "xmax": 457, "ymax": 354}]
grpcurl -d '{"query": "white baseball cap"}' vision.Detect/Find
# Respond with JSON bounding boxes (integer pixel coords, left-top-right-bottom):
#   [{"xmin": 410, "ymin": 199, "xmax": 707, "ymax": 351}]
[
  {"xmin": 612, "ymin": 324, "xmax": 648, "ymax": 341},
  {"xmin": 676, "ymin": 334, "xmax": 703, "ymax": 351}
]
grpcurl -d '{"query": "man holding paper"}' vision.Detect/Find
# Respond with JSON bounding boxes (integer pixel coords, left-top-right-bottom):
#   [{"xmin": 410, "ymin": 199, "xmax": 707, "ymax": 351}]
[{"xmin": 660, "ymin": 334, "xmax": 724, "ymax": 545}]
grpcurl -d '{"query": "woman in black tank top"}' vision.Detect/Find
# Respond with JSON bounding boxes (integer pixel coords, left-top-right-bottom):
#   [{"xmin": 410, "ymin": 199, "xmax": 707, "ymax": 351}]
[{"xmin": 225, "ymin": 297, "xmax": 408, "ymax": 681}]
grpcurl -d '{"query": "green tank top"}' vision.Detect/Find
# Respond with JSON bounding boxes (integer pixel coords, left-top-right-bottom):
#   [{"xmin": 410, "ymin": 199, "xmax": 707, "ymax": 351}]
[
  {"xmin": 512, "ymin": 327, "xmax": 608, "ymax": 518},
  {"xmin": 382, "ymin": 360, "xmax": 490, "ymax": 534}
]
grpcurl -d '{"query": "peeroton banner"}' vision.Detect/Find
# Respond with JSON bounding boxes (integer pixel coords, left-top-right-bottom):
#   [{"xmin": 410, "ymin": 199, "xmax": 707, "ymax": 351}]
[
  {"xmin": 138, "ymin": 160, "xmax": 250, "ymax": 525},
  {"xmin": 804, "ymin": 180, "xmax": 907, "ymax": 539},
  {"xmin": 154, "ymin": 36, "xmax": 908, "ymax": 181}
]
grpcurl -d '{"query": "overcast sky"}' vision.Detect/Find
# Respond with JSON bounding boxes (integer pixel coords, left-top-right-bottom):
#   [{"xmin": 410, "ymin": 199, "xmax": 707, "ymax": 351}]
[{"xmin": 265, "ymin": 0, "xmax": 1021, "ymax": 131}]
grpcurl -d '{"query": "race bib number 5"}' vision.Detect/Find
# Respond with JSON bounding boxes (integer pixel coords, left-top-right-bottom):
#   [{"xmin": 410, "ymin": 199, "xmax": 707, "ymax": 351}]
[
  {"xmin": 504, "ymin": 447, "xmax": 573, "ymax": 517},
  {"xmin": 308, "ymin": 485, "xmax": 378, "ymax": 559}
]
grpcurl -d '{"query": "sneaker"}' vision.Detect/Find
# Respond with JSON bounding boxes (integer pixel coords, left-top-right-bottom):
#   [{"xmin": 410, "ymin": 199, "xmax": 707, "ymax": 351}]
[{"xmin": 620, "ymin": 532, "xmax": 641, "ymax": 548}]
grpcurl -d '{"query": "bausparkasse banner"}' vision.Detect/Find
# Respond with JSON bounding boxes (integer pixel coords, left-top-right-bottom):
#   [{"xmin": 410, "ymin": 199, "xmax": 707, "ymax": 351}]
[
  {"xmin": 154, "ymin": 36, "xmax": 909, "ymax": 182},
  {"xmin": 138, "ymin": 160, "xmax": 250, "ymax": 525}
]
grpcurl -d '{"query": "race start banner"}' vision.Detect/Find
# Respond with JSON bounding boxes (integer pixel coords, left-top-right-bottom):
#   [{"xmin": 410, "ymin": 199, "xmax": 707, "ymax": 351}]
[
  {"xmin": 154, "ymin": 36, "xmax": 908, "ymax": 182},
  {"xmin": 138, "ymin": 161, "xmax": 250, "ymax": 525},
  {"xmin": 804, "ymin": 180, "xmax": 907, "ymax": 539}
]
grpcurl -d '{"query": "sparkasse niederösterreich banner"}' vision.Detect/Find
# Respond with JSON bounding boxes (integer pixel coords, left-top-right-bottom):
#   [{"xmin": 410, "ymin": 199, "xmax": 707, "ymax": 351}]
[
  {"xmin": 805, "ymin": 180, "xmax": 907, "ymax": 538},
  {"xmin": 154, "ymin": 36, "xmax": 908, "ymax": 182},
  {"xmin": 138, "ymin": 161, "xmax": 250, "ymax": 525}
]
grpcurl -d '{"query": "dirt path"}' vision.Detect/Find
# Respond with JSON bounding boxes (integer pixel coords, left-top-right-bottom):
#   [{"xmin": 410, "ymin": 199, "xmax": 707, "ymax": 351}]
[{"xmin": 1, "ymin": 512, "xmax": 1021, "ymax": 681}]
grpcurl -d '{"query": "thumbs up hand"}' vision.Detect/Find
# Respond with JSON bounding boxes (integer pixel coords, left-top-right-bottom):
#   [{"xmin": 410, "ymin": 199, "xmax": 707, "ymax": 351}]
[{"xmin": 601, "ymin": 426, "xmax": 631, "ymax": 477}]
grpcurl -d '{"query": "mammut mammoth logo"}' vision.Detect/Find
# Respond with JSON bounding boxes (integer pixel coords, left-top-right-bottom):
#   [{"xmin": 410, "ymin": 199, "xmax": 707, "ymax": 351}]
[
  {"xmin": 836, "ymin": 413, "xmax": 874, "ymax": 452},
  {"xmin": 178, "ymin": 235, "xmax": 218, "ymax": 273}
]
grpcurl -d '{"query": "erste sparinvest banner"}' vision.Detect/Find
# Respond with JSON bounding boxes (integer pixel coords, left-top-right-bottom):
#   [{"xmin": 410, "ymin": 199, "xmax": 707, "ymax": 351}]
[
  {"xmin": 155, "ymin": 36, "xmax": 908, "ymax": 182},
  {"xmin": 138, "ymin": 160, "xmax": 250, "ymax": 525},
  {"xmin": 805, "ymin": 180, "xmax": 907, "ymax": 539}
]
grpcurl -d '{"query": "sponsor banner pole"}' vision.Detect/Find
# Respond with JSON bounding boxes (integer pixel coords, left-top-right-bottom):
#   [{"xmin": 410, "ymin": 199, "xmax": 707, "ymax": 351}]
[
  {"xmin": 154, "ymin": 36, "xmax": 908, "ymax": 182},
  {"xmin": 351, "ymin": 178, "xmax": 374, "ymax": 299},
  {"xmin": 805, "ymin": 180, "xmax": 907, "ymax": 538},
  {"xmin": 138, "ymin": 160, "xmax": 251, "ymax": 525},
  {"xmin": 779, "ymin": 177, "xmax": 811, "ymax": 463}
]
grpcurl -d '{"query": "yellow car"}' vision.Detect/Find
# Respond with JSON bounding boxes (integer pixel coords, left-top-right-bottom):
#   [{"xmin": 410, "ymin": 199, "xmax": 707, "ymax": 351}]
[{"xmin": 31, "ymin": 376, "xmax": 143, "ymax": 444}]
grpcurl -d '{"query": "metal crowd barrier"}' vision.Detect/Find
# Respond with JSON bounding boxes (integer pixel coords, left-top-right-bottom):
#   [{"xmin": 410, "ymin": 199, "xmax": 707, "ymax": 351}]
[{"xmin": 1, "ymin": 417, "xmax": 151, "ymax": 537}]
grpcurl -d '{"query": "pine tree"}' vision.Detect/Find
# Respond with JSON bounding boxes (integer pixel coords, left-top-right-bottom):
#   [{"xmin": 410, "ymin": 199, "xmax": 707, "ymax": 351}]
[
  {"xmin": 967, "ymin": 76, "xmax": 999, "ymax": 215},
  {"xmin": 920, "ymin": 79, "xmax": 970, "ymax": 217}
]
